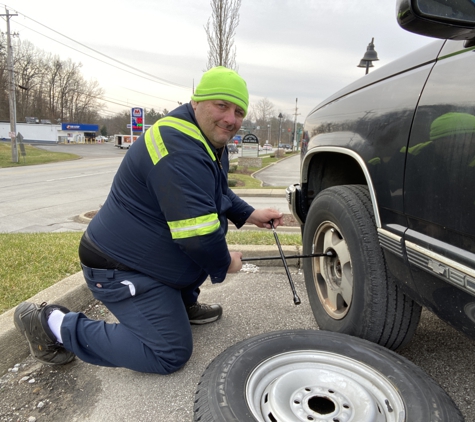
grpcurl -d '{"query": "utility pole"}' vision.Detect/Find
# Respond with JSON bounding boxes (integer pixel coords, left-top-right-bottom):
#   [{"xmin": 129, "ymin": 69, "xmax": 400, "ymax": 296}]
[
  {"xmin": 293, "ymin": 98, "xmax": 300, "ymax": 151},
  {"xmin": 278, "ymin": 113, "xmax": 283, "ymax": 145},
  {"xmin": 1, "ymin": 8, "xmax": 18, "ymax": 163}
]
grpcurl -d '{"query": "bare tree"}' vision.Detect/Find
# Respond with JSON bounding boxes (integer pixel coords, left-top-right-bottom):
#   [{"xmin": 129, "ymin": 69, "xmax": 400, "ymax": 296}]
[
  {"xmin": 5, "ymin": 38, "xmax": 105, "ymax": 124},
  {"xmin": 69, "ymin": 78, "xmax": 104, "ymax": 123},
  {"xmin": 253, "ymin": 98, "xmax": 275, "ymax": 123},
  {"xmin": 0, "ymin": 32, "xmax": 9, "ymax": 121},
  {"xmin": 205, "ymin": 0, "xmax": 241, "ymax": 70},
  {"xmin": 251, "ymin": 98, "xmax": 276, "ymax": 144},
  {"xmin": 14, "ymin": 41, "xmax": 45, "ymax": 120}
]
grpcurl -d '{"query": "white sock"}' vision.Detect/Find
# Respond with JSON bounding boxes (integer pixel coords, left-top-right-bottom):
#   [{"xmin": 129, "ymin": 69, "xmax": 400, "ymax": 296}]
[{"xmin": 48, "ymin": 309, "xmax": 65, "ymax": 343}]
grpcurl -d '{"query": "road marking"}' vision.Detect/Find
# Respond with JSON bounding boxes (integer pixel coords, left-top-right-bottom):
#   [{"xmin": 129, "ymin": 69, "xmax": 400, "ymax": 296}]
[{"xmin": 46, "ymin": 171, "xmax": 115, "ymax": 181}]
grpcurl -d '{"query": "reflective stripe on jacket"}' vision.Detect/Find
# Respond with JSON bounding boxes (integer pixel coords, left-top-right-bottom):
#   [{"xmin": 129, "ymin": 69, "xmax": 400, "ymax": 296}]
[
  {"xmin": 86, "ymin": 103, "xmax": 254, "ymax": 287},
  {"xmin": 144, "ymin": 116, "xmax": 220, "ymax": 240}
]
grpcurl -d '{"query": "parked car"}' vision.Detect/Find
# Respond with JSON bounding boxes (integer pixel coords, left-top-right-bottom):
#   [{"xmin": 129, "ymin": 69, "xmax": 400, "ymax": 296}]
[
  {"xmin": 227, "ymin": 143, "xmax": 238, "ymax": 154},
  {"xmin": 286, "ymin": 0, "xmax": 475, "ymax": 351},
  {"xmin": 262, "ymin": 143, "xmax": 273, "ymax": 151},
  {"xmin": 278, "ymin": 143, "xmax": 291, "ymax": 150}
]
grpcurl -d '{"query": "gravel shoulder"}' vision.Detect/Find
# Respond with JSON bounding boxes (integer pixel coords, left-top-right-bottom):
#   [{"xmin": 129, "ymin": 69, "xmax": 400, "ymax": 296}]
[{"xmin": 0, "ymin": 302, "xmax": 105, "ymax": 422}]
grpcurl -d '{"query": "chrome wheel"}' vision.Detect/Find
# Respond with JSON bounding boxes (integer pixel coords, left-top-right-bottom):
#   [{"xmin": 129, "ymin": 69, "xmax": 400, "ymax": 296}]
[
  {"xmin": 313, "ymin": 222, "xmax": 353, "ymax": 319},
  {"xmin": 246, "ymin": 350, "xmax": 405, "ymax": 422},
  {"xmin": 194, "ymin": 330, "xmax": 463, "ymax": 422}
]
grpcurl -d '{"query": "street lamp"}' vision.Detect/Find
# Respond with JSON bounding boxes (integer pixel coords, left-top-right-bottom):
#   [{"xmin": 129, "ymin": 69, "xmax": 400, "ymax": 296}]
[
  {"xmin": 278, "ymin": 113, "xmax": 283, "ymax": 146},
  {"xmin": 357, "ymin": 37, "xmax": 379, "ymax": 75},
  {"xmin": 267, "ymin": 124, "xmax": 271, "ymax": 144}
]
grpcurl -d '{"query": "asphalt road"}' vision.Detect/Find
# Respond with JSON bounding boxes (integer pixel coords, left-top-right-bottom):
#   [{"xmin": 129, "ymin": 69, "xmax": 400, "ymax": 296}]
[
  {"xmin": 0, "ymin": 143, "xmax": 123, "ymax": 233},
  {"xmin": 0, "ymin": 143, "xmax": 290, "ymax": 233},
  {"xmin": 254, "ymin": 152, "xmax": 300, "ymax": 187}
]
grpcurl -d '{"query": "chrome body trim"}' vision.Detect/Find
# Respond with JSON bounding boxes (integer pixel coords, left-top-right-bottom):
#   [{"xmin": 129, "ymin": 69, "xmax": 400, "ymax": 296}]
[{"xmin": 301, "ymin": 143, "xmax": 381, "ymax": 228}]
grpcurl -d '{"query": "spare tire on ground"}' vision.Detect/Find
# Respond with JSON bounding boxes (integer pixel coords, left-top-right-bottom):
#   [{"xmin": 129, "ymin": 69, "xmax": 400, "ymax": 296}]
[{"xmin": 193, "ymin": 330, "xmax": 463, "ymax": 422}]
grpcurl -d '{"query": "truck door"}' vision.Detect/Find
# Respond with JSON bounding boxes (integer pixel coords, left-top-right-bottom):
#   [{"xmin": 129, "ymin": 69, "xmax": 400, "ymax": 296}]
[{"xmin": 403, "ymin": 40, "xmax": 475, "ymax": 334}]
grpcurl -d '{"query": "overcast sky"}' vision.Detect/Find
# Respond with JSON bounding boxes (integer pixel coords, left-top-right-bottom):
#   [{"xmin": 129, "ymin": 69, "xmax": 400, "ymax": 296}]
[{"xmin": 2, "ymin": 0, "xmax": 435, "ymax": 122}]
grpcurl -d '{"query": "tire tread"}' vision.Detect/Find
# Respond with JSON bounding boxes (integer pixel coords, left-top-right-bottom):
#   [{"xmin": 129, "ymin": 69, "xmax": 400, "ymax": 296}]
[
  {"xmin": 193, "ymin": 330, "xmax": 464, "ymax": 422},
  {"xmin": 303, "ymin": 184, "xmax": 422, "ymax": 350}
]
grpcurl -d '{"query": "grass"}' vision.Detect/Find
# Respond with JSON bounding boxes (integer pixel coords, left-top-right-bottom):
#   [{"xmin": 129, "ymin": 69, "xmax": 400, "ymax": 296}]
[
  {"xmin": 0, "ymin": 232, "xmax": 83, "ymax": 314},
  {"xmin": 0, "ymin": 147, "xmax": 300, "ymax": 313},
  {"xmin": 229, "ymin": 173, "xmax": 264, "ymax": 188},
  {"xmin": 0, "ymin": 230, "xmax": 302, "ymax": 314},
  {"xmin": 0, "ymin": 142, "xmax": 79, "ymax": 168},
  {"xmin": 226, "ymin": 230, "xmax": 301, "ymax": 246}
]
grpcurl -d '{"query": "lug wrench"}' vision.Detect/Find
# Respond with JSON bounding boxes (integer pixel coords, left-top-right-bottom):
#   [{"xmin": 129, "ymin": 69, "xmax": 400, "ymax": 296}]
[
  {"xmin": 271, "ymin": 220, "xmax": 301, "ymax": 305},
  {"xmin": 242, "ymin": 252, "xmax": 333, "ymax": 262},
  {"xmin": 240, "ymin": 221, "xmax": 333, "ymax": 305}
]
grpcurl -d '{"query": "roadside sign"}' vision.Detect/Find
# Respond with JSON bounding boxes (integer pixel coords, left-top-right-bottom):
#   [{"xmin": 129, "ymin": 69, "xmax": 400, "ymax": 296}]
[
  {"xmin": 242, "ymin": 133, "xmax": 260, "ymax": 157},
  {"xmin": 17, "ymin": 133, "xmax": 26, "ymax": 160},
  {"xmin": 131, "ymin": 107, "xmax": 144, "ymax": 133},
  {"xmin": 242, "ymin": 134, "xmax": 258, "ymax": 144},
  {"xmin": 127, "ymin": 124, "xmax": 151, "ymax": 130}
]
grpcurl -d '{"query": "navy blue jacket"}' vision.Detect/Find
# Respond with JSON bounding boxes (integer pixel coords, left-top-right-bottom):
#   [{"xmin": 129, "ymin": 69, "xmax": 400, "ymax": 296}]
[{"xmin": 87, "ymin": 103, "xmax": 254, "ymax": 287}]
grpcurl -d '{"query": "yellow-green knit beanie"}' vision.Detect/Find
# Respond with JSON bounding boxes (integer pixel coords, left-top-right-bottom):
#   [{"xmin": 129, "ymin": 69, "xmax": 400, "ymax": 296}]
[{"xmin": 191, "ymin": 66, "xmax": 248, "ymax": 116}]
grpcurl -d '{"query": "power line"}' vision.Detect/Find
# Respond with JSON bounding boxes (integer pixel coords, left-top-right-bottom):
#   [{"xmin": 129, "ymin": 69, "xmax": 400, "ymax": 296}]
[
  {"xmin": 1, "ymin": 2, "xmax": 193, "ymax": 112},
  {"xmin": 1, "ymin": 4, "xmax": 191, "ymax": 91},
  {"xmin": 9, "ymin": 20, "xmax": 189, "ymax": 95},
  {"xmin": 120, "ymin": 86, "xmax": 184, "ymax": 104},
  {"xmin": 99, "ymin": 94, "xmax": 166, "ymax": 111},
  {"xmin": 1, "ymin": 4, "xmax": 189, "ymax": 119}
]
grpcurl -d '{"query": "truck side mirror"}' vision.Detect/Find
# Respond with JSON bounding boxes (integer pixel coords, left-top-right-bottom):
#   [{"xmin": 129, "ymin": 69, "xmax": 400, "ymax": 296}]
[{"xmin": 397, "ymin": 0, "xmax": 475, "ymax": 42}]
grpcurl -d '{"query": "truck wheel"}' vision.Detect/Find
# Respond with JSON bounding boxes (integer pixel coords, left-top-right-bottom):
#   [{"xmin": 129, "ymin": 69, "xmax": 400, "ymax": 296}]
[
  {"xmin": 302, "ymin": 185, "xmax": 421, "ymax": 350},
  {"xmin": 193, "ymin": 330, "xmax": 462, "ymax": 422}
]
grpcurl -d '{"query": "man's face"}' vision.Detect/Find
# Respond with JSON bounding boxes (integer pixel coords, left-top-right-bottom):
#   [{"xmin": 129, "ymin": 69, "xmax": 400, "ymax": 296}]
[{"xmin": 192, "ymin": 100, "xmax": 245, "ymax": 149}]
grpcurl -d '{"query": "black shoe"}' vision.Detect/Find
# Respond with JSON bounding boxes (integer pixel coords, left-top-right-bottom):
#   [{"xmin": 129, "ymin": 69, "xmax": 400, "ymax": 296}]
[
  {"xmin": 186, "ymin": 302, "xmax": 222, "ymax": 325},
  {"xmin": 14, "ymin": 302, "xmax": 76, "ymax": 365}
]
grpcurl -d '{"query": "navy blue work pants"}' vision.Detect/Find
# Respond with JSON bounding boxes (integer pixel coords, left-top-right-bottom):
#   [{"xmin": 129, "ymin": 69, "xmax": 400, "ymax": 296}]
[{"xmin": 60, "ymin": 265, "xmax": 207, "ymax": 374}]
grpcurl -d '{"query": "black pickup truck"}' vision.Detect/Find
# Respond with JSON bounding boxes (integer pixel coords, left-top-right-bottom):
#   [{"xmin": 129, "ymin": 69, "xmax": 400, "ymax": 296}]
[
  {"xmin": 192, "ymin": 2, "xmax": 475, "ymax": 421},
  {"xmin": 287, "ymin": 0, "xmax": 475, "ymax": 351}
]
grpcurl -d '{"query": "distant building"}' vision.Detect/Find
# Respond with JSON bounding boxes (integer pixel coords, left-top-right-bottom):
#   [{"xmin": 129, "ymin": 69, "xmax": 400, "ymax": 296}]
[{"xmin": 0, "ymin": 121, "xmax": 99, "ymax": 143}]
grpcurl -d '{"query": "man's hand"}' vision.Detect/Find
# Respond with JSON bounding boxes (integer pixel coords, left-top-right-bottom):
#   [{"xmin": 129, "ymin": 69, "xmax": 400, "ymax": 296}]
[
  {"xmin": 246, "ymin": 209, "xmax": 284, "ymax": 229},
  {"xmin": 228, "ymin": 251, "xmax": 243, "ymax": 273}
]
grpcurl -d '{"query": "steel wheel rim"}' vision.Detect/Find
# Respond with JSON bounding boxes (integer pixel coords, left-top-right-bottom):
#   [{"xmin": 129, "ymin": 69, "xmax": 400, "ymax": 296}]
[
  {"xmin": 245, "ymin": 350, "xmax": 405, "ymax": 422},
  {"xmin": 312, "ymin": 221, "xmax": 353, "ymax": 319}
]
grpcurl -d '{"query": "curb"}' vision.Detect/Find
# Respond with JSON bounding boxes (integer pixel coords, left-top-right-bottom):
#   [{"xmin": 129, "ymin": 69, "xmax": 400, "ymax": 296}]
[
  {"xmin": 231, "ymin": 188, "xmax": 287, "ymax": 197},
  {"xmin": 249, "ymin": 152, "xmax": 297, "ymax": 183},
  {"xmin": 77, "ymin": 189, "xmax": 289, "ymax": 224},
  {"xmin": 0, "ymin": 272, "xmax": 94, "ymax": 376},
  {"xmin": 0, "ymin": 244, "xmax": 302, "ymax": 376},
  {"xmin": 79, "ymin": 210, "xmax": 300, "ymax": 233},
  {"xmin": 77, "ymin": 212, "xmax": 94, "ymax": 224}
]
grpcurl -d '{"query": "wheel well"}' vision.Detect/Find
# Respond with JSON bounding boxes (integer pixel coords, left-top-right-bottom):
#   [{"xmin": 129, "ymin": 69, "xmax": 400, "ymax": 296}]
[{"xmin": 305, "ymin": 152, "xmax": 367, "ymax": 206}]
